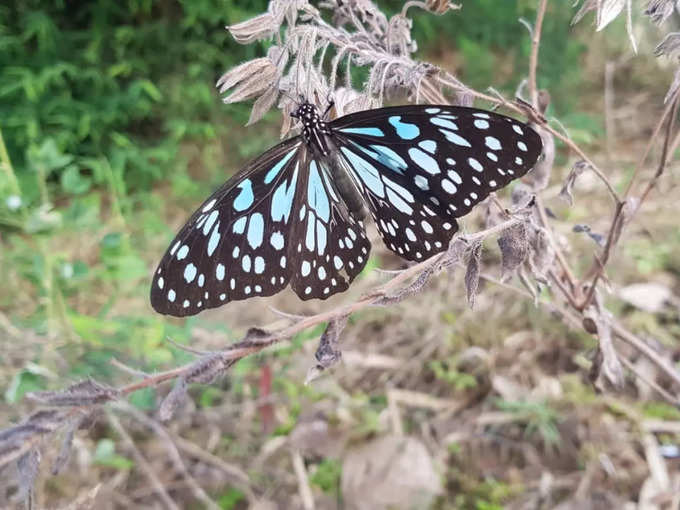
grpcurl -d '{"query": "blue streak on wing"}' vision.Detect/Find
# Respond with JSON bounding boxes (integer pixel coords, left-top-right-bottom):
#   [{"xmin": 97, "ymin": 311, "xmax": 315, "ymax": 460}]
[
  {"xmin": 271, "ymin": 163, "xmax": 299, "ymax": 222},
  {"xmin": 316, "ymin": 221, "xmax": 327, "ymax": 255},
  {"xmin": 348, "ymin": 141, "xmax": 407, "ymax": 175},
  {"xmin": 305, "ymin": 210, "xmax": 316, "ymax": 251},
  {"xmin": 338, "ymin": 126, "xmax": 384, "ymax": 137},
  {"xmin": 340, "ymin": 147, "xmax": 385, "ymax": 198},
  {"xmin": 264, "ymin": 148, "xmax": 298, "ymax": 184},
  {"xmin": 307, "ymin": 161, "xmax": 330, "ymax": 222}
]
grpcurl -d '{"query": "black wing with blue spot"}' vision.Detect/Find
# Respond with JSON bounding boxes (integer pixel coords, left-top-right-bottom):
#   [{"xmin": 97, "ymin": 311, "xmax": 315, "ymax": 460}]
[
  {"xmin": 150, "ymin": 138, "xmax": 370, "ymax": 317},
  {"xmin": 330, "ymin": 105, "xmax": 543, "ymax": 261}
]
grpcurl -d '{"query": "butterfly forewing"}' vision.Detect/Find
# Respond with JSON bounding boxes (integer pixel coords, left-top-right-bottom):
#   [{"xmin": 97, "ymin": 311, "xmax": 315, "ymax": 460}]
[{"xmin": 331, "ymin": 106, "xmax": 542, "ymax": 260}]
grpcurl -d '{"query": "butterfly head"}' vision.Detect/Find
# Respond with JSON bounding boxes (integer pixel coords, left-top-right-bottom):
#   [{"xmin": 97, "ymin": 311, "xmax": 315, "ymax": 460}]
[{"xmin": 290, "ymin": 101, "xmax": 319, "ymax": 123}]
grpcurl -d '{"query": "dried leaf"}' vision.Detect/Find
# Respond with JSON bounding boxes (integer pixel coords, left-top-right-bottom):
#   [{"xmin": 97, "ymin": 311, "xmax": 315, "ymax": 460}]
[
  {"xmin": 596, "ymin": 0, "xmax": 625, "ymax": 32},
  {"xmin": 375, "ymin": 265, "xmax": 436, "ymax": 305},
  {"xmin": 312, "ymin": 316, "xmax": 348, "ymax": 374},
  {"xmin": 52, "ymin": 413, "xmax": 91, "ymax": 475},
  {"xmin": 654, "ymin": 32, "xmax": 680, "ymax": 58},
  {"xmin": 227, "ymin": 13, "xmax": 278, "ymax": 44},
  {"xmin": 510, "ymin": 182, "xmax": 533, "ymax": 209},
  {"xmin": 465, "ymin": 242, "xmax": 482, "ymax": 309},
  {"xmin": 645, "ymin": 0, "xmax": 677, "ymax": 24},
  {"xmin": 424, "ymin": 0, "xmax": 461, "ymax": 15},
  {"xmin": 559, "ymin": 160, "xmax": 589, "ymax": 205},
  {"xmin": 159, "ymin": 377, "xmax": 188, "ymax": 422},
  {"xmin": 28, "ymin": 378, "xmax": 119, "ymax": 407},
  {"xmin": 244, "ymin": 327, "xmax": 270, "ymax": 342},
  {"xmin": 18, "ymin": 448, "xmax": 41, "ymax": 505},
  {"xmin": 571, "ymin": 0, "xmax": 598, "ymax": 25},
  {"xmin": 0, "ymin": 409, "xmax": 70, "ymax": 469},
  {"xmin": 497, "ymin": 222, "xmax": 529, "ymax": 282},
  {"xmin": 222, "ymin": 63, "xmax": 278, "ymax": 104},
  {"xmin": 247, "ymin": 86, "xmax": 280, "ymax": 126},
  {"xmin": 185, "ymin": 353, "xmax": 236, "ymax": 384},
  {"xmin": 573, "ymin": 224, "xmax": 606, "ymax": 246},
  {"xmin": 483, "ymin": 200, "xmax": 505, "ymax": 230},
  {"xmin": 217, "ymin": 58, "xmax": 271, "ymax": 93},
  {"xmin": 585, "ymin": 308, "xmax": 624, "ymax": 391},
  {"xmin": 528, "ymin": 227, "xmax": 555, "ymax": 280}
]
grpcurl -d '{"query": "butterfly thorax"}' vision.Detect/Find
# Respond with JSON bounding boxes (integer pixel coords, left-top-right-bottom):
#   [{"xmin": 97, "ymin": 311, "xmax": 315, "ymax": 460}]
[{"xmin": 291, "ymin": 102, "xmax": 333, "ymax": 158}]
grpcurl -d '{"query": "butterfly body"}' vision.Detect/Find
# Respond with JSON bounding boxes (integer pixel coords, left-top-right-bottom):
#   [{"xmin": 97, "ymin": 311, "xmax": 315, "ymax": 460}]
[{"xmin": 151, "ymin": 102, "xmax": 542, "ymax": 317}]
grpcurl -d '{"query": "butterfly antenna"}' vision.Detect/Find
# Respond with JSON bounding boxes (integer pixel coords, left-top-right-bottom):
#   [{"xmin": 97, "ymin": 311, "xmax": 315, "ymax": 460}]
[{"xmin": 280, "ymin": 89, "xmax": 298, "ymax": 106}]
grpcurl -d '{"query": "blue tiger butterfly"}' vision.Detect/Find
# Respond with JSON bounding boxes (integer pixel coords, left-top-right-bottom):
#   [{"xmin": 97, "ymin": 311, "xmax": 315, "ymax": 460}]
[{"xmin": 151, "ymin": 102, "xmax": 542, "ymax": 316}]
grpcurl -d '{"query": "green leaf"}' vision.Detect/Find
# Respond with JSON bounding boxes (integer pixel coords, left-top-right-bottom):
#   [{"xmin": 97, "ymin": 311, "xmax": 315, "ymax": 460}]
[
  {"xmin": 217, "ymin": 488, "xmax": 245, "ymax": 509},
  {"xmin": 94, "ymin": 438, "xmax": 134, "ymax": 470},
  {"xmin": 4, "ymin": 367, "xmax": 48, "ymax": 403},
  {"xmin": 60, "ymin": 165, "xmax": 92, "ymax": 195},
  {"xmin": 128, "ymin": 387, "xmax": 156, "ymax": 410}
]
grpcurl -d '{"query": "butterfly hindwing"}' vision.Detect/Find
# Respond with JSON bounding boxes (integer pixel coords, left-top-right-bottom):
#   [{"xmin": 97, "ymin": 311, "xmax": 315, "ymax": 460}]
[
  {"xmin": 331, "ymin": 105, "xmax": 543, "ymax": 261},
  {"xmin": 287, "ymin": 154, "xmax": 371, "ymax": 299}
]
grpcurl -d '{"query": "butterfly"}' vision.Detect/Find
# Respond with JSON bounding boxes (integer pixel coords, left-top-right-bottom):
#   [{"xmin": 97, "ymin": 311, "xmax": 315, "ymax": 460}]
[{"xmin": 150, "ymin": 101, "xmax": 543, "ymax": 317}]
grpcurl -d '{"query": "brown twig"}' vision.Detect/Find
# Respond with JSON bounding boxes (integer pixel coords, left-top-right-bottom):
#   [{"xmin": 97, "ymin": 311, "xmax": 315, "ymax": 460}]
[
  {"xmin": 107, "ymin": 411, "xmax": 181, "ymax": 510},
  {"xmin": 528, "ymin": 0, "xmax": 548, "ymax": 108},
  {"xmin": 116, "ymin": 402, "xmax": 221, "ymax": 510},
  {"xmin": 580, "ymin": 92, "xmax": 680, "ymax": 310},
  {"xmin": 623, "ymin": 89, "xmax": 680, "ymax": 199}
]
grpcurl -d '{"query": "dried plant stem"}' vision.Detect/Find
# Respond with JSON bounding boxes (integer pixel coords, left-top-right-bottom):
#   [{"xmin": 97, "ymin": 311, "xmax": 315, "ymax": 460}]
[
  {"xmin": 107, "ymin": 411, "xmax": 181, "ymax": 510},
  {"xmin": 171, "ymin": 435, "xmax": 254, "ymax": 499},
  {"xmin": 475, "ymin": 268, "xmax": 680, "ymax": 406},
  {"xmin": 116, "ymin": 402, "xmax": 221, "ymax": 510},
  {"xmin": 580, "ymin": 92, "xmax": 680, "ymax": 310},
  {"xmin": 623, "ymin": 89, "xmax": 680, "ymax": 199},
  {"xmin": 620, "ymin": 356, "xmax": 680, "ymax": 406},
  {"xmin": 528, "ymin": 0, "xmax": 548, "ymax": 108},
  {"xmin": 638, "ymin": 93, "xmax": 680, "ymax": 204},
  {"xmin": 535, "ymin": 196, "xmax": 577, "ymax": 289}
]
